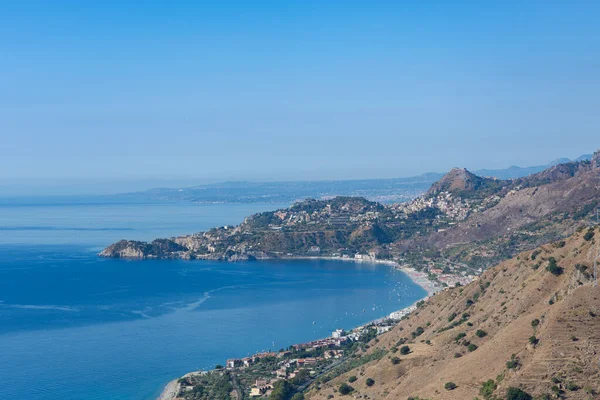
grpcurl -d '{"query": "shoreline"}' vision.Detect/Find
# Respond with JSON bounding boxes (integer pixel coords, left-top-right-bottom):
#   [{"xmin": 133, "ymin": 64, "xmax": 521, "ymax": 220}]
[
  {"xmin": 277, "ymin": 255, "xmax": 439, "ymax": 297},
  {"xmin": 156, "ymin": 257, "xmax": 439, "ymax": 400},
  {"xmin": 156, "ymin": 378, "xmax": 179, "ymax": 400}
]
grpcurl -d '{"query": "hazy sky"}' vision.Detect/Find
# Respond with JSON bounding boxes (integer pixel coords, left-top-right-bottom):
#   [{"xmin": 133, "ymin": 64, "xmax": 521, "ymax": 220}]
[{"xmin": 1, "ymin": 1, "xmax": 599, "ymax": 184}]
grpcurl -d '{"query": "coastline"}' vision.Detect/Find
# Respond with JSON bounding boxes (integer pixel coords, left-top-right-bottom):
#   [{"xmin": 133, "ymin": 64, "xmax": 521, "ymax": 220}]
[
  {"xmin": 156, "ymin": 257, "xmax": 439, "ymax": 400},
  {"xmin": 157, "ymin": 378, "xmax": 179, "ymax": 400},
  {"xmin": 277, "ymin": 255, "xmax": 439, "ymax": 297}
]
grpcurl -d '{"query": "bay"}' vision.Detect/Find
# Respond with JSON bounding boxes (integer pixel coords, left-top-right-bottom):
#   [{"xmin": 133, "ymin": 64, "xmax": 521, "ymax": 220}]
[{"xmin": 0, "ymin": 198, "xmax": 426, "ymax": 400}]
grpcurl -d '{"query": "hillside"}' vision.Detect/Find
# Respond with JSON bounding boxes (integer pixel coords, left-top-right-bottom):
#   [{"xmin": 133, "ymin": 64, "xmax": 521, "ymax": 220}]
[
  {"xmin": 394, "ymin": 151, "xmax": 600, "ymax": 270},
  {"xmin": 100, "ymin": 151, "xmax": 600, "ymax": 279},
  {"xmin": 425, "ymin": 168, "xmax": 506, "ymax": 198},
  {"xmin": 306, "ymin": 226, "xmax": 600, "ymax": 400}
]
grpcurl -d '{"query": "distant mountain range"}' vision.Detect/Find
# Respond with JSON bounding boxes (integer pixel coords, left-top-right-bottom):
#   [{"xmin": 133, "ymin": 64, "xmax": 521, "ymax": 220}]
[
  {"xmin": 122, "ymin": 153, "xmax": 594, "ymax": 204},
  {"xmin": 473, "ymin": 153, "xmax": 593, "ymax": 179}
]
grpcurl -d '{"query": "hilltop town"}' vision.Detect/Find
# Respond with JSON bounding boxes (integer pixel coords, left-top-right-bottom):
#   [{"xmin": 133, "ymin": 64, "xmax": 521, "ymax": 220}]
[{"xmin": 101, "ymin": 151, "xmax": 600, "ymax": 291}]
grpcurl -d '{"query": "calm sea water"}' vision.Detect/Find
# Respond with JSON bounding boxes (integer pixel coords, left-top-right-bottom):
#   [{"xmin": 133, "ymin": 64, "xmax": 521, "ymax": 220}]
[{"xmin": 0, "ymin": 197, "xmax": 426, "ymax": 400}]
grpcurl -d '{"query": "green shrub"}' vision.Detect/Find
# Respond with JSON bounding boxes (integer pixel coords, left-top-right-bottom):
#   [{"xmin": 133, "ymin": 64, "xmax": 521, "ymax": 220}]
[
  {"xmin": 411, "ymin": 327, "xmax": 425, "ymax": 338},
  {"xmin": 475, "ymin": 329, "xmax": 487, "ymax": 338},
  {"xmin": 528, "ymin": 336, "xmax": 538, "ymax": 345},
  {"xmin": 444, "ymin": 381, "xmax": 457, "ymax": 390},
  {"xmin": 468, "ymin": 343, "xmax": 478, "ymax": 352},
  {"xmin": 455, "ymin": 332, "xmax": 466, "ymax": 341},
  {"xmin": 365, "ymin": 378, "xmax": 375, "ymax": 387},
  {"xmin": 348, "ymin": 376, "xmax": 357, "ymax": 383},
  {"xmin": 584, "ymin": 229, "xmax": 595, "ymax": 241},
  {"xmin": 506, "ymin": 354, "xmax": 520, "ymax": 369},
  {"xmin": 400, "ymin": 345, "xmax": 410, "ymax": 355},
  {"xmin": 546, "ymin": 258, "xmax": 563, "ymax": 276},
  {"xmin": 479, "ymin": 379, "xmax": 497, "ymax": 399},
  {"xmin": 505, "ymin": 387, "xmax": 532, "ymax": 400},
  {"xmin": 531, "ymin": 319, "xmax": 540, "ymax": 328},
  {"xmin": 338, "ymin": 382, "xmax": 354, "ymax": 395},
  {"xmin": 391, "ymin": 356, "xmax": 401, "ymax": 365}
]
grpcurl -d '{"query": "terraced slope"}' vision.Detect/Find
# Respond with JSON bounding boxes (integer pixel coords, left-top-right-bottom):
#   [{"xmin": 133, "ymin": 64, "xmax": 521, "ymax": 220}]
[{"xmin": 307, "ymin": 226, "xmax": 600, "ymax": 400}]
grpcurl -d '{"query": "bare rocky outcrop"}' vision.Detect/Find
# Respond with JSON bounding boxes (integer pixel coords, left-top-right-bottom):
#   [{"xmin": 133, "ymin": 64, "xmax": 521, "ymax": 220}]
[{"xmin": 99, "ymin": 239, "xmax": 187, "ymax": 259}]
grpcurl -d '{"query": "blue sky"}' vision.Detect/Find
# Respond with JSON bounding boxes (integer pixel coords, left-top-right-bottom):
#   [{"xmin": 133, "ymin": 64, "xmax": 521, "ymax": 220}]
[{"xmin": 1, "ymin": 1, "xmax": 599, "ymax": 185}]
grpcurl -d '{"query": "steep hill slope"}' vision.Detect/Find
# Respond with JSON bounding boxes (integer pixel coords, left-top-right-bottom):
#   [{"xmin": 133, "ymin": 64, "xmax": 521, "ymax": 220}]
[
  {"xmin": 425, "ymin": 168, "xmax": 506, "ymax": 198},
  {"xmin": 395, "ymin": 151, "xmax": 600, "ymax": 269},
  {"xmin": 308, "ymin": 226, "xmax": 600, "ymax": 400}
]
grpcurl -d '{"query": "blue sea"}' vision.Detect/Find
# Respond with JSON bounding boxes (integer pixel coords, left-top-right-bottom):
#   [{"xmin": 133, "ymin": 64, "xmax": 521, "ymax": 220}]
[{"xmin": 0, "ymin": 197, "xmax": 427, "ymax": 400}]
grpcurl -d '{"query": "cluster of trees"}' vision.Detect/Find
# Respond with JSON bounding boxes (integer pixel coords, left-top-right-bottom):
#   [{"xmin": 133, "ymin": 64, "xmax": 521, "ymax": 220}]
[
  {"xmin": 546, "ymin": 257, "xmax": 563, "ymax": 276},
  {"xmin": 180, "ymin": 372, "xmax": 233, "ymax": 400}
]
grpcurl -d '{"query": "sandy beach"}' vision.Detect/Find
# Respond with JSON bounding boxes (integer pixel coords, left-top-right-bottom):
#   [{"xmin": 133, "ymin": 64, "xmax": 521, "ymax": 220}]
[{"xmin": 282, "ymin": 255, "xmax": 439, "ymax": 296}]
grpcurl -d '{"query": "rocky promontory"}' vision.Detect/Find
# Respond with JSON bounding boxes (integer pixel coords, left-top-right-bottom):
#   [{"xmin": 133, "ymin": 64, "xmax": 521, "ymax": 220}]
[{"xmin": 99, "ymin": 151, "xmax": 600, "ymax": 271}]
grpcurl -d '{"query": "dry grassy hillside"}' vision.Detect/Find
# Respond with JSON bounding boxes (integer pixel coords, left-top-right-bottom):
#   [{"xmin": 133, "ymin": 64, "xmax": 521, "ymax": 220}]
[{"xmin": 308, "ymin": 226, "xmax": 600, "ymax": 400}]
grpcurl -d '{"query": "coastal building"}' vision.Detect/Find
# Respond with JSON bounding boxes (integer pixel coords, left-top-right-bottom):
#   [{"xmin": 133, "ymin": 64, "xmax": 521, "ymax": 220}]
[
  {"xmin": 308, "ymin": 246, "xmax": 320, "ymax": 253},
  {"xmin": 324, "ymin": 350, "xmax": 344, "ymax": 359},
  {"xmin": 376, "ymin": 326, "xmax": 391, "ymax": 335},
  {"xmin": 242, "ymin": 357, "xmax": 253, "ymax": 367},
  {"xmin": 332, "ymin": 329, "xmax": 344, "ymax": 339},
  {"xmin": 250, "ymin": 379, "xmax": 274, "ymax": 397},
  {"xmin": 226, "ymin": 359, "xmax": 242, "ymax": 369}
]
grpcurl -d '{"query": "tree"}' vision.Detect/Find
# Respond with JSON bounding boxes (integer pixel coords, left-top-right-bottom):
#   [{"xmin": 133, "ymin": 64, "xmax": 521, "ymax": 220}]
[
  {"xmin": 338, "ymin": 383, "xmax": 354, "ymax": 395},
  {"xmin": 400, "ymin": 345, "xmax": 411, "ymax": 355},
  {"xmin": 411, "ymin": 327, "xmax": 425, "ymax": 338},
  {"xmin": 348, "ymin": 376, "xmax": 357, "ymax": 383},
  {"xmin": 506, "ymin": 354, "xmax": 520, "ymax": 369},
  {"xmin": 291, "ymin": 394, "xmax": 305, "ymax": 400},
  {"xmin": 546, "ymin": 257, "xmax": 563, "ymax": 276},
  {"xmin": 479, "ymin": 379, "xmax": 497, "ymax": 399},
  {"xmin": 468, "ymin": 343, "xmax": 478, "ymax": 352},
  {"xmin": 528, "ymin": 336, "xmax": 538, "ymax": 345},
  {"xmin": 475, "ymin": 329, "xmax": 487, "ymax": 338},
  {"xmin": 365, "ymin": 378, "xmax": 375, "ymax": 387},
  {"xmin": 445, "ymin": 382, "xmax": 457, "ymax": 390},
  {"xmin": 391, "ymin": 356, "xmax": 401, "ymax": 365},
  {"xmin": 269, "ymin": 380, "xmax": 292, "ymax": 400},
  {"xmin": 505, "ymin": 387, "xmax": 532, "ymax": 400},
  {"xmin": 531, "ymin": 319, "xmax": 540, "ymax": 328}
]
